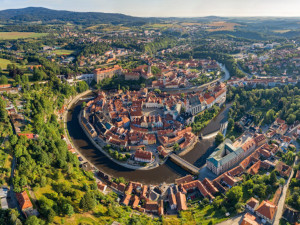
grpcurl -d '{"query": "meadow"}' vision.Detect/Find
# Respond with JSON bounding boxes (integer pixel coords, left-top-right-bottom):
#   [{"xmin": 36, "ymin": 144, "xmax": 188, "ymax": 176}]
[
  {"xmin": 0, "ymin": 58, "xmax": 13, "ymax": 69},
  {"xmin": 0, "ymin": 32, "xmax": 47, "ymax": 40},
  {"xmin": 206, "ymin": 21, "xmax": 241, "ymax": 32},
  {"xmin": 53, "ymin": 49, "xmax": 76, "ymax": 56}
]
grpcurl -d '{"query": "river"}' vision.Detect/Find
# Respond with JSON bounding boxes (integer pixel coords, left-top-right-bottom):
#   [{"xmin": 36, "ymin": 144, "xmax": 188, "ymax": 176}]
[
  {"xmin": 66, "ymin": 64, "xmax": 231, "ymax": 184},
  {"xmin": 67, "ymin": 101, "xmax": 231, "ymax": 185}
]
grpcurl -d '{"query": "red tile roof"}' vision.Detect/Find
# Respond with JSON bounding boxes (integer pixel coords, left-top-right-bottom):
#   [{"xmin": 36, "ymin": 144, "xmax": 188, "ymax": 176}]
[
  {"xmin": 176, "ymin": 192, "xmax": 187, "ymax": 211},
  {"xmin": 275, "ymin": 118, "xmax": 285, "ymax": 124},
  {"xmin": 255, "ymin": 200, "xmax": 277, "ymax": 221},
  {"xmin": 228, "ymin": 165, "xmax": 244, "ymax": 177},
  {"xmin": 254, "ymin": 134, "xmax": 266, "ymax": 146},
  {"xmin": 15, "ymin": 191, "xmax": 33, "ymax": 210},
  {"xmin": 175, "ymin": 175, "xmax": 194, "ymax": 185},
  {"xmin": 134, "ymin": 149, "xmax": 152, "ymax": 161},
  {"xmin": 296, "ymin": 170, "xmax": 300, "ymax": 180},
  {"xmin": 202, "ymin": 178, "xmax": 218, "ymax": 195},
  {"xmin": 145, "ymin": 201, "xmax": 158, "ymax": 212},
  {"xmin": 18, "ymin": 133, "xmax": 35, "ymax": 139},
  {"xmin": 132, "ymin": 195, "xmax": 140, "ymax": 209},
  {"xmin": 121, "ymin": 194, "xmax": 131, "ymax": 206},
  {"xmin": 246, "ymin": 197, "xmax": 259, "ymax": 210},
  {"xmin": 241, "ymin": 213, "xmax": 260, "ymax": 225}
]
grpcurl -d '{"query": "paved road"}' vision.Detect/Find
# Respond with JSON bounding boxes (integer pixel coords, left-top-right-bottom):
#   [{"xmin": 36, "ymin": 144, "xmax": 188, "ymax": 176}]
[
  {"xmin": 216, "ymin": 213, "xmax": 244, "ymax": 225},
  {"xmin": 160, "ymin": 62, "xmax": 230, "ymax": 94},
  {"xmin": 273, "ymin": 156, "xmax": 298, "ymax": 225}
]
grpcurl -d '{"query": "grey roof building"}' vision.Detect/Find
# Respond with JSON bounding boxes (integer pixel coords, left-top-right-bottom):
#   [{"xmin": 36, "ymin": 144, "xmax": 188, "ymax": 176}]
[{"xmin": 207, "ymin": 137, "xmax": 256, "ymax": 175}]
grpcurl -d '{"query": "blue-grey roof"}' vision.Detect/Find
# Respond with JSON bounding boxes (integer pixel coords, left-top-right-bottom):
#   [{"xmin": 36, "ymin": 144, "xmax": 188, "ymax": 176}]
[{"xmin": 207, "ymin": 139, "xmax": 244, "ymax": 168}]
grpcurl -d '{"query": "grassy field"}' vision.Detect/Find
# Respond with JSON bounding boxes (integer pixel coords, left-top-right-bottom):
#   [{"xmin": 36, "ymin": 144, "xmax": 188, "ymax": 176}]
[
  {"xmin": 86, "ymin": 24, "xmax": 130, "ymax": 32},
  {"xmin": 181, "ymin": 22, "xmax": 202, "ymax": 26},
  {"xmin": 53, "ymin": 49, "xmax": 75, "ymax": 56},
  {"xmin": 163, "ymin": 205, "xmax": 228, "ymax": 225},
  {"xmin": 0, "ymin": 32, "xmax": 47, "ymax": 40},
  {"xmin": 0, "ymin": 58, "xmax": 14, "ymax": 69},
  {"xmin": 273, "ymin": 30, "xmax": 291, "ymax": 34},
  {"xmin": 53, "ymin": 205, "xmax": 109, "ymax": 225},
  {"xmin": 207, "ymin": 21, "xmax": 241, "ymax": 32}
]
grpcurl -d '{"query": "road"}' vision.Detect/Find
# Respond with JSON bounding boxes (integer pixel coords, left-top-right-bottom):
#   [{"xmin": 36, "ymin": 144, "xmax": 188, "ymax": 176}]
[
  {"xmin": 273, "ymin": 156, "xmax": 298, "ymax": 225},
  {"xmin": 216, "ymin": 213, "xmax": 244, "ymax": 225},
  {"xmin": 8, "ymin": 156, "xmax": 24, "ymax": 218},
  {"xmin": 160, "ymin": 62, "xmax": 230, "ymax": 94}
]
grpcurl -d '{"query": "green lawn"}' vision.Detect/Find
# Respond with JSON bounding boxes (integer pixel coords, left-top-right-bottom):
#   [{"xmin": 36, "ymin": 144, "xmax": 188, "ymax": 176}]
[
  {"xmin": 53, "ymin": 49, "xmax": 75, "ymax": 56},
  {"xmin": 0, "ymin": 58, "xmax": 14, "ymax": 69},
  {"xmin": 0, "ymin": 32, "xmax": 48, "ymax": 40},
  {"xmin": 163, "ymin": 205, "xmax": 228, "ymax": 225},
  {"xmin": 192, "ymin": 205, "xmax": 228, "ymax": 224}
]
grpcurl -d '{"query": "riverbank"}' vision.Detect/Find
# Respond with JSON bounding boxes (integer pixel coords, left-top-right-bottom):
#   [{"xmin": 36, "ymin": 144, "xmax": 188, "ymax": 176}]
[
  {"xmin": 79, "ymin": 109, "xmax": 161, "ymax": 171},
  {"xmin": 66, "ymin": 95, "xmax": 230, "ymax": 185},
  {"xmin": 178, "ymin": 138, "xmax": 199, "ymax": 157},
  {"xmin": 159, "ymin": 62, "xmax": 230, "ymax": 94}
]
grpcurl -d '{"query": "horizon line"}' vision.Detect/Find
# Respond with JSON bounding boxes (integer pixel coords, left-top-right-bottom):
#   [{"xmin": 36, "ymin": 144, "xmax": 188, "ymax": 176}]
[{"xmin": 1, "ymin": 6, "xmax": 300, "ymax": 19}]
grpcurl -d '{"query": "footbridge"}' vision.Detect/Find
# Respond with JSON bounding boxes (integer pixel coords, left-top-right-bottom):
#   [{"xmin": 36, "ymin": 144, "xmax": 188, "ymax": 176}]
[{"xmin": 169, "ymin": 153, "xmax": 200, "ymax": 175}]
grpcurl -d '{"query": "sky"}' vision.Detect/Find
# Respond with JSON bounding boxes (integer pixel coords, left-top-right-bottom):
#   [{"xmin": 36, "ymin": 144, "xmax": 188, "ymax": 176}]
[{"xmin": 1, "ymin": 0, "xmax": 300, "ymax": 17}]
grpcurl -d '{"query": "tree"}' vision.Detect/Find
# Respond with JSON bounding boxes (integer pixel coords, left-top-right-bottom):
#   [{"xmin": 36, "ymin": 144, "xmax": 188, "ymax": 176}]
[
  {"xmin": 25, "ymin": 216, "xmax": 45, "ymax": 225},
  {"xmin": 80, "ymin": 192, "xmax": 96, "ymax": 211},
  {"xmin": 33, "ymin": 69, "xmax": 46, "ymax": 81},
  {"xmin": 215, "ymin": 132, "xmax": 224, "ymax": 145},
  {"xmin": 286, "ymin": 114, "xmax": 296, "ymax": 125},
  {"xmin": 265, "ymin": 109, "xmax": 275, "ymax": 124},
  {"xmin": 173, "ymin": 143, "xmax": 180, "ymax": 151},
  {"xmin": 154, "ymin": 89, "xmax": 161, "ymax": 94},
  {"xmin": 229, "ymin": 136, "xmax": 235, "ymax": 142},
  {"xmin": 228, "ymin": 118, "xmax": 234, "ymax": 131},
  {"xmin": 234, "ymin": 122, "xmax": 243, "ymax": 133},
  {"xmin": 151, "ymin": 66, "xmax": 161, "ymax": 75},
  {"xmin": 9, "ymin": 135, "xmax": 18, "ymax": 146},
  {"xmin": 62, "ymin": 203, "xmax": 74, "ymax": 217},
  {"xmin": 269, "ymin": 171, "xmax": 277, "ymax": 185},
  {"xmin": 0, "ymin": 75, "xmax": 8, "ymax": 84},
  {"xmin": 76, "ymin": 81, "xmax": 89, "ymax": 93},
  {"xmin": 46, "ymin": 209, "xmax": 55, "ymax": 223},
  {"xmin": 279, "ymin": 178, "xmax": 285, "ymax": 186},
  {"xmin": 226, "ymin": 186, "xmax": 243, "ymax": 206}
]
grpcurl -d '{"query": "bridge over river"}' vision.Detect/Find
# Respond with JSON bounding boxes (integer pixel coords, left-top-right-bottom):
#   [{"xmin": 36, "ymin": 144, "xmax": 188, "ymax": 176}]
[
  {"xmin": 67, "ymin": 98, "xmax": 231, "ymax": 184},
  {"xmin": 169, "ymin": 154, "xmax": 200, "ymax": 175}
]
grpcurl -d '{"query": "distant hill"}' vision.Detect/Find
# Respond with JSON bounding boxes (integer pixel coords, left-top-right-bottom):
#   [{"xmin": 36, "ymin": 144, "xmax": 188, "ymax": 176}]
[{"xmin": 0, "ymin": 7, "xmax": 156, "ymax": 26}]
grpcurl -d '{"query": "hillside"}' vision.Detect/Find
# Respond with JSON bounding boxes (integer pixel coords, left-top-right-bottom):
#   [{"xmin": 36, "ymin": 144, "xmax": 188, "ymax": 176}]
[{"xmin": 0, "ymin": 7, "xmax": 156, "ymax": 26}]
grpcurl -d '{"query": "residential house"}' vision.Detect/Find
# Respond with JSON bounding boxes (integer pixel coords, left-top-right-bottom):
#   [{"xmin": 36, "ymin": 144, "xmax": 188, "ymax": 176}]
[{"xmin": 255, "ymin": 200, "xmax": 277, "ymax": 224}]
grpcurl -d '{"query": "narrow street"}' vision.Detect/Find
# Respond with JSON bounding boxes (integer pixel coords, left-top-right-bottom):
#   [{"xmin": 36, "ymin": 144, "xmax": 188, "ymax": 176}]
[
  {"xmin": 8, "ymin": 156, "xmax": 25, "ymax": 218},
  {"xmin": 273, "ymin": 156, "xmax": 298, "ymax": 225}
]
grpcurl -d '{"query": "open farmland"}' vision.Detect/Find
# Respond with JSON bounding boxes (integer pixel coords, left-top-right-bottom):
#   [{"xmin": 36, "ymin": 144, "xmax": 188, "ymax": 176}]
[
  {"xmin": 0, "ymin": 58, "xmax": 13, "ymax": 68},
  {"xmin": 206, "ymin": 21, "xmax": 241, "ymax": 31},
  {"xmin": 0, "ymin": 32, "xmax": 47, "ymax": 40},
  {"xmin": 52, "ymin": 49, "xmax": 76, "ymax": 56}
]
